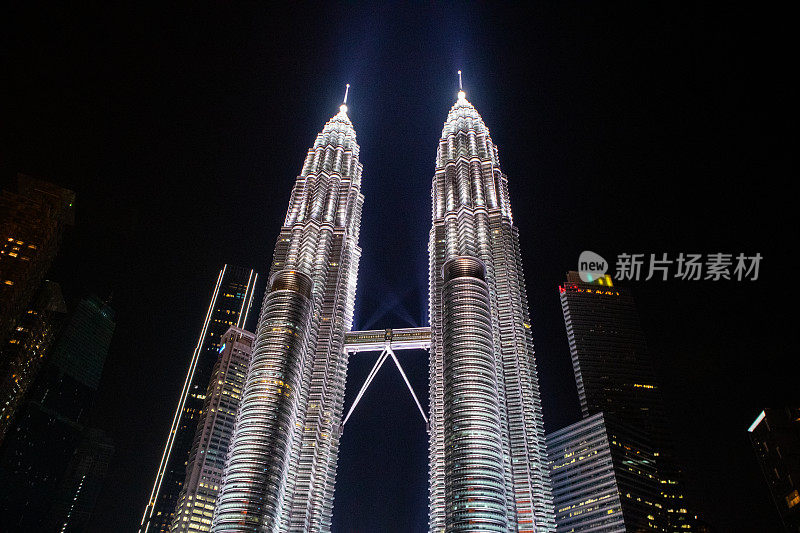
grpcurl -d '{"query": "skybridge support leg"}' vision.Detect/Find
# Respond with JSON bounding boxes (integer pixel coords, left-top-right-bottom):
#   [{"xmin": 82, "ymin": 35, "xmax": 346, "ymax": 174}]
[
  {"xmin": 386, "ymin": 347, "xmax": 428, "ymax": 425},
  {"xmin": 342, "ymin": 348, "xmax": 389, "ymax": 427}
]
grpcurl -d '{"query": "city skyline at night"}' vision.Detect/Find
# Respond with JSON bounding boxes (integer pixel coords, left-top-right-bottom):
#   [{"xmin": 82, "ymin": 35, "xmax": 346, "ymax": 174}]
[{"xmin": 1, "ymin": 4, "xmax": 793, "ymax": 532}]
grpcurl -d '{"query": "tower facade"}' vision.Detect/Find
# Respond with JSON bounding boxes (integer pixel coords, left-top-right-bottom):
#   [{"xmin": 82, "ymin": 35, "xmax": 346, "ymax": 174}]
[
  {"xmin": 0, "ymin": 174, "xmax": 74, "ymax": 347},
  {"xmin": 547, "ymin": 412, "xmax": 664, "ymax": 532},
  {"xmin": 558, "ymin": 271, "xmax": 690, "ymax": 531},
  {"xmin": 141, "ymin": 266, "xmax": 258, "ymax": 533},
  {"xmin": 0, "ymin": 295, "xmax": 115, "ymax": 531},
  {"xmin": 211, "ymin": 102, "xmax": 362, "ymax": 532},
  {"xmin": 171, "ymin": 326, "xmax": 255, "ymax": 533},
  {"xmin": 427, "ymin": 90, "xmax": 555, "ymax": 532},
  {"xmin": 0, "ymin": 280, "xmax": 68, "ymax": 444},
  {"xmin": 748, "ymin": 408, "xmax": 800, "ymax": 532}
]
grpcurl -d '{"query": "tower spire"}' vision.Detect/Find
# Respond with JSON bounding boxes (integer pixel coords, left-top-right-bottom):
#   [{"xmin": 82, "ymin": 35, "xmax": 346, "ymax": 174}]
[
  {"xmin": 457, "ymin": 70, "xmax": 466, "ymax": 100},
  {"xmin": 340, "ymin": 83, "xmax": 350, "ymax": 114}
]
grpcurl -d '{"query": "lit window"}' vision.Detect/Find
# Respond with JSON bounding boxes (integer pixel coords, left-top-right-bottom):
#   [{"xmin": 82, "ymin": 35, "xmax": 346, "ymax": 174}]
[{"xmin": 787, "ymin": 490, "xmax": 800, "ymax": 509}]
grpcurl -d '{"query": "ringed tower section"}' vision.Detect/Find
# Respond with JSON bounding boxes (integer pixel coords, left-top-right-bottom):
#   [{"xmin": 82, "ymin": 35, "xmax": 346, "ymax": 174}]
[
  {"xmin": 211, "ymin": 89, "xmax": 364, "ymax": 533},
  {"xmin": 428, "ymin": 78, "xmax": 556, "ymax": 532}
]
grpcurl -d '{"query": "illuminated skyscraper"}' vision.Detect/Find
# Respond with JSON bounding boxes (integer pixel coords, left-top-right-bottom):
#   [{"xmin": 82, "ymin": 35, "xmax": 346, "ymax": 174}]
[
  {"xmin": 558, "ymin": 271, "xmax": 691, "ymax": 531},
  {"xmin": 547, "ymin": 412, "xmax": 664, "ymax": 532},
  {"xmin": 140, "ymin": 266, "xmax": 258, "ymax": 533},
  {"xmin": 171, "ymin": 326, "xmax": 255, "ymax": 533},
  {"xmin": 427, "ymin": 85, "xmax": 555, "ymax": 532},
  {"xmin": 211, "ymin": 95, "xmax": 362, "ymax": 532}
]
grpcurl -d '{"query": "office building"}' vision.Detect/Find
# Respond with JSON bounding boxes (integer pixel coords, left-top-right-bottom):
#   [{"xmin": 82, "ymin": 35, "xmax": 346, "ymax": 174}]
[
  {"xmin": 0, "ymin": 280, "xmax": 68, "ymax": 443},
  {"xmin": 749, "ymin": 408, "xmax": 800, "ymax": 532},
  {"xmin": 48, "ymin": 428, "xmax": 115, "ymax": 532},
  {"xmin": 558, "ymin": 271, "xmax": 690, "ymax": 530},
  {"xmin": 140, "ymin": 266, "xmax": 257, "ymax": 533},
  {"xmin": 0, "ymin": 295, "xmax": 115, "ymax": 531},
  {"xmin": 548, "ymin": 412, "xmax": 664, "ymax": 532},
  {"xmin": 171, "ymin": 327, "xmax": 255, "ymax": 533}
]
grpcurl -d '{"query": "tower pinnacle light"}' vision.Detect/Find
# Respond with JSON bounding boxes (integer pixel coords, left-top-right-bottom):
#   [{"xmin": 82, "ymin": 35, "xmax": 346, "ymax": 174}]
[
  {"xmin": 340, "ymin": 83, "xmax": 350, "ymax": 114},
  {"xmin": 457, "ymin": 69, "xmax": 466, "ymax": 100}
]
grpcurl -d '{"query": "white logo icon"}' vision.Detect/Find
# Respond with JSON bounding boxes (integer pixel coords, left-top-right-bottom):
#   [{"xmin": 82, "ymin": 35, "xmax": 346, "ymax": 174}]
[{"xmin": 578, "ymin": 251, "xmax": 608, "ymax": 283}]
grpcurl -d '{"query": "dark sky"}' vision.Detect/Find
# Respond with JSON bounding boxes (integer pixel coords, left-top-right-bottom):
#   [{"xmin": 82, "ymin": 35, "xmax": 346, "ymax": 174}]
[{"xmin": 2, "ymin": 2, "xmax": 795, "ymax": 532}]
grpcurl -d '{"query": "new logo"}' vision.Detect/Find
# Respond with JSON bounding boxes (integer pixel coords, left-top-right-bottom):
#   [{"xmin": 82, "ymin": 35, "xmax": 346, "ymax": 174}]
[{"xmin": 578, "ymin": 251, "xmax": 608, "ymax": 283}]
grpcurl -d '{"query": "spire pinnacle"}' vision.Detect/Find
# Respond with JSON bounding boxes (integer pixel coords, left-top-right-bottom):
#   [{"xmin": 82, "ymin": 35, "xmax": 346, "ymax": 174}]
[
  {"xmin": 457, "ymin": 70, "xmax": 466, "ymax": 100},
  {"xmin": 340, "ymin": 83, "xmax": 350, "ymax": 114}
]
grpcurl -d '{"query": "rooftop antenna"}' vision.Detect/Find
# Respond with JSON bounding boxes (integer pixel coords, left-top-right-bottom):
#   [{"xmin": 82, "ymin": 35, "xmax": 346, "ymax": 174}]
[
  {"xmin": 457, "ymin": 70, "xmax": 466, "ymax": 100},
  {"xmin": 340, "ymin": 83, "xmax": 350, "ymax": 113}
]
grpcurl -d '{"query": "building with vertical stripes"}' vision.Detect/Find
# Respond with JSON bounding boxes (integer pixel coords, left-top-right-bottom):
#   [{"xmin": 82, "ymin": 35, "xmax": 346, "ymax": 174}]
[
  {"xmin": 140, "ymin": 266, "xmax": 258, "ymax": 533},
  {"xmin": 547, "ymin": 412, "xmax": 664, "ymax": 532},
  {"xmin": 558, "ymin": 271, "xmax": 691, "ymax": 531},
  {"xmin": 210, "ymin": 96, "xmax": 362, "ymax": 532},
  {"xmin": 427, "ymin": 87, "xmax": 555, "ymax": 533},
  {"xmin": 171, "ymin": 327, "xmax": 255, "ymax": 532}
]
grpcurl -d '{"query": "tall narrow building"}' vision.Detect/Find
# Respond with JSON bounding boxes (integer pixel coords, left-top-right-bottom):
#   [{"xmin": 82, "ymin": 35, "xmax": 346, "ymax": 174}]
[
  {"xmin": 211, "ymin": 96, "xmax": 362, "ymax": 532},
  {"xmin": 140, "ymin": 266, "xmax": 258, "ymax": 533},
  {"xmin": 47, "ymin": 427, "xmax": 115, "ymax": 532},
  {"xmin": 171, "ymin": 326, "xmax": 255, "ymax": 533},
  {"xmin": 427, "ymin": 87, "xmax": 555, "ymax": 532},
  {"xmin": 558, "ymin": 271, "xmax": 691, "ymax": 531}
]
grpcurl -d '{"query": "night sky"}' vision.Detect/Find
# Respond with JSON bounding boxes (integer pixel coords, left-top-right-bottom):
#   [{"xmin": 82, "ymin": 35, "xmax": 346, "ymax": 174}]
[{"xmin": 2, "ymin": 3, "xmax": 794, "ymax": 532}]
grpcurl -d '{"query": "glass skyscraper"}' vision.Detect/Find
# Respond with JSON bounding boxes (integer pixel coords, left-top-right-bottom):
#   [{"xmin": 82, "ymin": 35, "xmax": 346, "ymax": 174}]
[
  {"xmin": 211, "ymin": 99, "xmax": 363, "ymax": 533},
  {"xmin": 140, "ymin": 266, "xmax": 258, "ymax": 533},
  {"xmin": 558, "ymin": 271, "xmax": 691, "ymax": 531},
  {"xmin": 547, "ymin": 412, "xmax": 664, "ymax": 532},
  {"xmin": 427, "ymin": 89, "xmax": 555, "ymax": 533}
]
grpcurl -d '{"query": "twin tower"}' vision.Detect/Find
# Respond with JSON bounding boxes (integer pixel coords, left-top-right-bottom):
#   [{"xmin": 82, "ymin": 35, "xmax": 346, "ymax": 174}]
[{"xmin": 210, "ymin": 87, "xmax": 556, "ymax": 533}]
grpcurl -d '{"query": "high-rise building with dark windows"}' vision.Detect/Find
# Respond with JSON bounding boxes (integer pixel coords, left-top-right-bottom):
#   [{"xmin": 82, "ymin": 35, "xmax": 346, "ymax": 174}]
[
  {"xmin": 171, "ymin": 326, "xmax": 255, "ymax": 533},
  {"xmin": 0, "ymin": 294, "xmax": 115, "ymax": 531},
  {"xmin": 0, "ymin": 280, "xmax": 68, "ymax": 444},
  {"xmin": 547, "ymin": 412, "xmax": 664, "ymax": 532},
  {"xmin": 0, "ymin": 174, "xmax": 75, "ymax": 347},
  {"xmin": 48, "ymin": 427, "xmax": 115, "ymax": 533},
  {"xmin": 748, "ymin": 408, "xmax": 800, "ymax": 532},
  {"xmin": 558, "ymin": 271, "xmax": 691, "ymax": 531},
  {"xmin": 140, "ymin": 265, "xmax": 258, "ymax": 533},
  {"xmin": 427, "ymin": 88, "xmax": 555, "ymax": 533}
]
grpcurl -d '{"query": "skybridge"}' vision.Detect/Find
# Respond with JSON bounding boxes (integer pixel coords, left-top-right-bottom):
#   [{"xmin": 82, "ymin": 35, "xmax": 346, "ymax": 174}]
[{"xmin": 341, "ymin": 327, "xmax": 431, "ymax": 430}]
